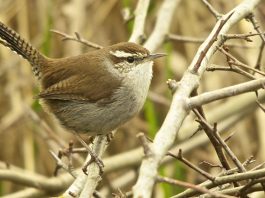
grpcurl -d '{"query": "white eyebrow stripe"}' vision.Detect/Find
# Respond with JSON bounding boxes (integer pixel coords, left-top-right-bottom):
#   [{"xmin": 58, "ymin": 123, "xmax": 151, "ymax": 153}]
[
  {"xmin": 110, "ymin": 50, "xmax": 145, "ymax": 58},
  {"xmin": 110, "ymin": 50, "xmax": 133, "ymax": 58}
]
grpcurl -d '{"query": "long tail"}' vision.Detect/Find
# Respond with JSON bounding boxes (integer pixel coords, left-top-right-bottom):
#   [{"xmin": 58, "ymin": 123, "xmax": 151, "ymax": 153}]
[{"xmin": 0, "ymin": 21, "xmax": 44, "ymax": 78}]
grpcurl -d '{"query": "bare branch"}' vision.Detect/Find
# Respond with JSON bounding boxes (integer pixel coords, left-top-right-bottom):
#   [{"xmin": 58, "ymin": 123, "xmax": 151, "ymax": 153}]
[
  {"xmin": 193, "ymin": 110, "xmax": 231, "ymax": 171},
  {"xmin": 168, "ymin": 33, "xmax": 261, "ymax": 49},
  {"xmin": 223, "ymin": 32, "xmax": 263, "ymax": 41},
  {"xmin": 187, "ymin": 78, "xmax": 265, "ymax": 109},
  {"xmin": 129, "ymin": 0, "xmax": 150, "ymax": 43},
  {"xmin": 201, "ymin": 0, "xmax": 222, "ymax": 19},
  {"xmin": 157, "ymin": 176, "xmax": 235, "ymax": 198},
  {"xmin": 192, "ymin": 12, "xmax": 234, "ymax": 73},
  {"xmin": 247, "ymin": 13, "xmax": 265, "ymax": 43},
  {"xmin": 167, "ymin": 150, "xmax": 215, "ymax": 181},
  {"xmin": 207, "ymin": 64, "xmax": 257, "ymax": 79},
  {"xmin": 212, "ymin": 127, "xmax": 247, "ymax": 172},
  {"xmin": 218, "ymin": 46, "xmax": 265, "ymax": 76},
  {"xmin": 256, "ymin": 99, "xmax": 265, "ymax": 113},
  {"xmin": 49, "ymin": 150, "xmax": 77, "ymax": 178},
  {"xmin": 50, "ymin": 29, "xmax": 102, "ymax": 49}
]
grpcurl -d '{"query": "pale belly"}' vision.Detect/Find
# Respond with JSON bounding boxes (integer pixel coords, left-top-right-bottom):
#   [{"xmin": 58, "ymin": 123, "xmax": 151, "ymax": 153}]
[{"xmin": 42, "ymin": 86, "xmax": 146, "ymax": 135}]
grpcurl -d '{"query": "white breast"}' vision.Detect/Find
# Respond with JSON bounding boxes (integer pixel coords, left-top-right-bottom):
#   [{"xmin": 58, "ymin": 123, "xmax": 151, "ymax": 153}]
[{"xmin": 123, "ymin": 61, "xmax": 153, "ymax": 112}]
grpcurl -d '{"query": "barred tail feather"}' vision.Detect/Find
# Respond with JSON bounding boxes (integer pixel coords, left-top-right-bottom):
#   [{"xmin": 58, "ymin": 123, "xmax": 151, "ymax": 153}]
[{"xmin": 0, "ymin": 21, "xmax": 43, "ymax": 78}]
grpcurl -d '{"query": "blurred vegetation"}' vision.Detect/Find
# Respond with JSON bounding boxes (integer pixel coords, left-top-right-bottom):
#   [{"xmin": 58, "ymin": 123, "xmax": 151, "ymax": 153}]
[{"xmin": 0, "ymin": 0, "xmax": 264, "ymax": 197}]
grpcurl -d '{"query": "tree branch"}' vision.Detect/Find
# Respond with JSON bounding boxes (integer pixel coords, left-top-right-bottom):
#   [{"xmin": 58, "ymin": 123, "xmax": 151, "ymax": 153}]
[
  {"xmin": 186, "ymin": 78, "xmax": 265, "ymax": 109},
  {"xmin": 129, "ymin": 0, "xmax": 150, "ymax": 43}
]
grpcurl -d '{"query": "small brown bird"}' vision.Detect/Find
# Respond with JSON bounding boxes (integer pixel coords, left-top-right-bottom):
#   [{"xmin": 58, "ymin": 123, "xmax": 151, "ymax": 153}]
[{"xmin": 0, "ymin": 21, "xmax": 165, "ymax": 135}]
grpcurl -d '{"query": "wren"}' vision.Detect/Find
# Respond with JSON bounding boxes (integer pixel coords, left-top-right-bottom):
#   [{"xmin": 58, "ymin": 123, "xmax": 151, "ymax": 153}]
[{"xmin": 0, "ymin": 21, "xmax": 165, "ymax": 135}]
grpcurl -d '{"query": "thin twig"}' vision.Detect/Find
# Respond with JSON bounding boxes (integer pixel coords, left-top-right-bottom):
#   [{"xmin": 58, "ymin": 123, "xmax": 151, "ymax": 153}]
[
  {"xmin": 193, "ymin": 110, "xmax": 231, "ymax": 171},
  {"xmin": 247, "ymin": 13, "xmax": 265, "ymax": 43},
  {"xmin": 168, "ymin": 33, "xmax": 259, "ymax": 49},
  {"xmin": 167, "ymin": 149, "xmax": 215, "ymax": 181},
  {"xmin": 255, "ymin": 42, "xmax": 265, "ymax": 70},
  {"xmin": 247, "ymin": 14, "xmax": 265, "ymax": 71},
  {"xmin": 251, "ymin": 161, "xmax": 265, "ymax": 171},
  {"xmin": 49, "ymin": 150, "xmax": 77, "ymax": 178},
  {"xmin": 157, "ymin": 176, "xmax": 236, "ymax": 198},
  {"xmin": 256, "ymin": 100, "xmax": 265, "ymax": 113},
  {"xmin": 223, "ymin": 32, "xmax": 264, "ymax": 41},
  {"xmin": 50, "ymin": 29, "xmax": 102, "ymax": 49},
  {"xmin": 200, "ymin": 161, "xmax": 223, "ymax": 169},
  {"xmin": 218, "ymin": 46, "xmax": 265, "ymax": 76},
  {"xmin": 192, "ymin": 11, "xmax": 234, "ymax": 73},
  {"xmin": 224, "ymin": 131, "xmax": 236, "ymax": 142},
  {"xmin": 207, "ymin": 64, "xmax": 256, "ymax": 80},
  {"xmin": 201, "ymin": 0, "xmax": 222, "ymax": 19},
  {"xmin": 213, "ymin": 125, "xmax": 247, "ymax": 172}
]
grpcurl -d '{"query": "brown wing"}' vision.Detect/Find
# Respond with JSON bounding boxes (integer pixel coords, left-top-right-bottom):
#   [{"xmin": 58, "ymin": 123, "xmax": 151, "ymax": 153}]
[{"xmin": 38, "ymin": 51, "xmax": 121, "ymax": 104}]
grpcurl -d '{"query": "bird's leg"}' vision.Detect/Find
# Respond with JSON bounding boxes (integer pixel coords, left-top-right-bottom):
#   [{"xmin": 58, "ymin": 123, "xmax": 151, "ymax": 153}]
[
  {"xmin": 106, "ymin": 131, "xmax": 115, "ymax": 143},
  {"xmin": 74, "ymin": 132, "xmax": 104, "ymax": 175}
]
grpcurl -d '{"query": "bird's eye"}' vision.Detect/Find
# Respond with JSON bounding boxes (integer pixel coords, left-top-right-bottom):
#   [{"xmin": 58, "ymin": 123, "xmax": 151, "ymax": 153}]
[{"xmin": 126, "ymin": 57, "xmax": 135, "ymax": 63}]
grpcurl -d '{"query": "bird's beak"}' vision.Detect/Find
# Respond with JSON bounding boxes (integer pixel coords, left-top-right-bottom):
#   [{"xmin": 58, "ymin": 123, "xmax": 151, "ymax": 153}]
[{"xmin": 145, "ymin": 53, "xmax": 166, "ymax": 62}]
